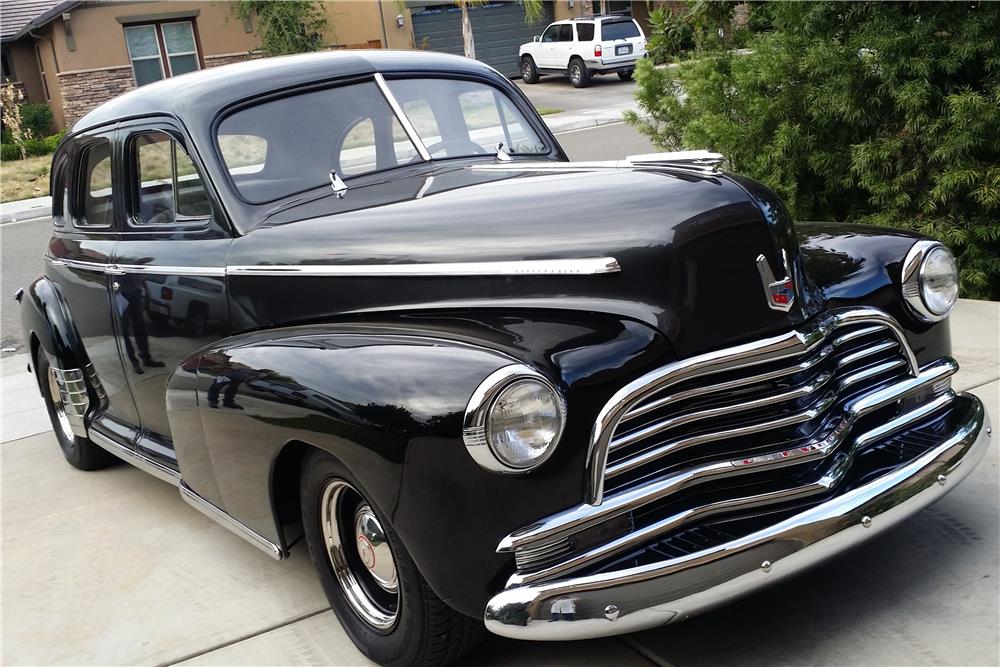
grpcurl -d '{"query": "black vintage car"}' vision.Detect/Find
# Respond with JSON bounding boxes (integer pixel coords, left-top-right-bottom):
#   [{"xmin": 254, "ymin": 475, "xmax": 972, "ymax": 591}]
[{"xmin": 18, "ymin": 51, "xmax": 990, "ymax": 666}]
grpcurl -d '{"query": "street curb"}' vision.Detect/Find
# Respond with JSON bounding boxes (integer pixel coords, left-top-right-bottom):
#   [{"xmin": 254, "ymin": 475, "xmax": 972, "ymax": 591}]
[{"xmin": 1, "ymin": 197, "xmax": 52, "ymax": 225}]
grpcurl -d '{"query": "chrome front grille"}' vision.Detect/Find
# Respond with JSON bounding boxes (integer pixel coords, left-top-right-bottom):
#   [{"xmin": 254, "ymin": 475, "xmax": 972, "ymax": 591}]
[
  {"xmin": 602, "ymin": 322, "xmax": 909, "ymax": 495},
  {"xmin": 503, "ymin": 308, "xmax": 958, "ymax": 584}
]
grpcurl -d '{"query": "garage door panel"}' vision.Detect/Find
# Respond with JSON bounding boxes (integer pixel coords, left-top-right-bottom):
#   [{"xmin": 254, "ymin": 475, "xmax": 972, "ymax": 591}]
[{"xmin": 412, "ymin": 2, "xmax": 553, "ymax": 77}]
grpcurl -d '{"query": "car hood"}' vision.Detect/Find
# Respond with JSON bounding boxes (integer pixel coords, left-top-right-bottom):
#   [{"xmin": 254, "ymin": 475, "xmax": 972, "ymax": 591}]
[{"xmin": 228, "ymin": 161, "xmax": 820, "ymax": 357}]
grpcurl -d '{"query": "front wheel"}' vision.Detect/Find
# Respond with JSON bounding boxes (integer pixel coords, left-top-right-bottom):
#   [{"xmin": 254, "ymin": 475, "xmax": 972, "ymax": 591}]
[
  {"xmin": 36, "ymin": 354, "xmax": 117, "ymax": 470},
  {"xmin": 520, "ymin": 56, "xmax": 539, "ymax": 84},
  {"xmin": 301, "ymin": 450, "xmax": 484, "ymax": 666},
  {"xmin": 618, "ymin": 69, "xmax": 634, "ymax": 81},
  {"xmin": 569, "ymin": 58, "xmax": 590, "ymax": 88}
]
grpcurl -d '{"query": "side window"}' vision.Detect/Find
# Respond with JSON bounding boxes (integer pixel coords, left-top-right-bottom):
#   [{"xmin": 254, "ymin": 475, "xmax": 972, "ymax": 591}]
[
  {"xmin": 77, "ymin": 138, "xmax": 114, "ymax": 228},
  {"xmin": 51, "ymin": 155, "xmax": 69, "ymax": 226},
  {"xmin": 576, "ymin": 23, "xmax": 595, "ymax": 41},
  {"xmin": 132, "ymin": 131, "xmax": 211, "ymax": 225},
  {"xmin": 557, "ymin": 25, "xmax": 573, "ymax": 42},
  {"xmin": 541, "ymin": 25, "xmax": 560, "ymax": 43}
]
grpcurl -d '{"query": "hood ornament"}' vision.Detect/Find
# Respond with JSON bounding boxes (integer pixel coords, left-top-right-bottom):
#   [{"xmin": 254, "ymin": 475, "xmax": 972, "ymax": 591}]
[
  {"xmin": 756, "ymin": 253, "xmax": 795, "ymax": 312},
  {"xmin": 626, "ymin": 150, "xmax": 724, "ymax": 175}
]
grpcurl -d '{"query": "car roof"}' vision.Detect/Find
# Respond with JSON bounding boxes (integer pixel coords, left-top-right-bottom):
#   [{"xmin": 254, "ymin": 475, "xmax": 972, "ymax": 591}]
[
  {"xmin": 569, "ymin": 15, "xmax": 636, "ymax": 22},
  {"xmin": 71, "ymin": 49, "xmax": 503, "ymax": 135}
]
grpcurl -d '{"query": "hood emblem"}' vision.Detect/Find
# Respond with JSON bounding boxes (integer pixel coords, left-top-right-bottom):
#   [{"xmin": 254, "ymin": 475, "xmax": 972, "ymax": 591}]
[{"xmin": 756, "ymin": 253, "xmax": 795, "ymax": 312}]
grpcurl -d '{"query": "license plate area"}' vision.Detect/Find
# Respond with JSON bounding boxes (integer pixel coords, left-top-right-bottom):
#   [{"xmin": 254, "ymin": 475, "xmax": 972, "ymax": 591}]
[{"xmin": 615, "ymin": 44, "xmax": 632, "ymax": 56}]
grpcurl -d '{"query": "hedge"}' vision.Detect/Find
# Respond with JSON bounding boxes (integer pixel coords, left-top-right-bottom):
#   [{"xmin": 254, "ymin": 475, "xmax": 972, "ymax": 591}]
[{"xmin": 1, "ymin": 132, "xmax": 64, "ymax": 161}]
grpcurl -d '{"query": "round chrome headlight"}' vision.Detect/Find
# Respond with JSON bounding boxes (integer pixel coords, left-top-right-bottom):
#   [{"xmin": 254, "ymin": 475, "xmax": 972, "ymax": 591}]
[
  {"xmin": 463, "ymin": 365, "xmax": 566, "ymax": 473},
  {"xmin": 902, "ymin": 240, "xmax": 959, "ymax": 322}
]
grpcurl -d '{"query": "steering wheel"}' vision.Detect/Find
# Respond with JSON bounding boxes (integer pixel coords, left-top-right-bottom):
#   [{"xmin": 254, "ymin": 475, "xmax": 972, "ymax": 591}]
[{"xmin": 424, "ymin": 139, "xmax": 490, "ymax": 158}]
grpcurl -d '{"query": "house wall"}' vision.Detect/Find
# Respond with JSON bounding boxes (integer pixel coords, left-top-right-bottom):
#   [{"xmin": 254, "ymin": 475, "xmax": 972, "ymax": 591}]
[{"xmin": 6, "ymin": 41, "xmax": 46, "ymax": 108}]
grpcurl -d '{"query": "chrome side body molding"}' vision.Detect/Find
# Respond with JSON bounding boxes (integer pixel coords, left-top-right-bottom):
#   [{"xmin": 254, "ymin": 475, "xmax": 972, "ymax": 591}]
[{"xmin": 45, "ymin": 255, "xmax": 621, "ymax": 278}]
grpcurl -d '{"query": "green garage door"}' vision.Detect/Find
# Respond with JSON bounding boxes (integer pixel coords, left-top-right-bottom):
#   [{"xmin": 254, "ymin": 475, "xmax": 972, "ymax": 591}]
[{"xmin": 411, "ymin": 2, "xmax": 553, "ymax": 77}]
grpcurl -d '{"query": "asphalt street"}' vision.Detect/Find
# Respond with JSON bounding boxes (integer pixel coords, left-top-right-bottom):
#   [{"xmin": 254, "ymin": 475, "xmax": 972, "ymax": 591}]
[{"xmin": 0, "ymin": 121, "xmax": 657, "ymax": 357}]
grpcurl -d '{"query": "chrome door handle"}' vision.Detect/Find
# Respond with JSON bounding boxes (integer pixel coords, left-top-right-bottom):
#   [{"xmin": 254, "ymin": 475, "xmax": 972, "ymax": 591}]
[{"xmin": 112, "ymin": 281, "xmax": 120, "ymax": 292}]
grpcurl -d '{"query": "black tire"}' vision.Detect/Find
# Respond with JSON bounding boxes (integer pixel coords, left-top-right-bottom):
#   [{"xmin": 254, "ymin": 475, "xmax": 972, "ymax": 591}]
[
  {"xmin": 301, "ymin": 450, "xmax": 484, "ymax": 667},
  {"xmin": 185, "ymin": 303, "xmax": 208, "ymax": 338},
  {"xmin": 520, "ymin": 56, "xmax": 539, "ymax": 84},
  {"xmin": 569, "ymin": 58, "xmax": 590, "ymax": 88},
  {"xmin": 618, "ymin": 69, "xmax": 634, "ymax": 81},
  {"xmin": 36, "ymin": 354, "xmax": 117, "ymax": 471}
]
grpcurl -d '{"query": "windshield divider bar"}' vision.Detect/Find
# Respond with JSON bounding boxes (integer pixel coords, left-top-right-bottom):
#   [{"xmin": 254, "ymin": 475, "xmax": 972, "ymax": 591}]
[{"xmin": 374, "ymin": 72, "xmax": 432, "ymax": 162}]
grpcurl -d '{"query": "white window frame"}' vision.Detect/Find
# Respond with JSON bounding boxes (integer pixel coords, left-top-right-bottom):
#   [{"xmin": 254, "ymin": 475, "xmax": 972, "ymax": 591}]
[
  {"xmin": 124, "ymin": 24, "xmax": 166, "ymax": 85},
  {"xmin": 161, "ymin": 21, "xmax": 200, "ymax": 76}
]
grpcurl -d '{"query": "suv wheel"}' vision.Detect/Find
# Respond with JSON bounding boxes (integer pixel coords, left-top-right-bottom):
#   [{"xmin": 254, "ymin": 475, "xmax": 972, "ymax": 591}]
[
  {"xmin": 520, "ymin": 56, "xmax": 539, "ymax": 84},
  {"xmin": 301, "ymin": 450, "xmax": 484, "ymax": 666},
  {"xmin": 37, "ymin": 354, "xmax": 117, "ymax": 470},
  {"xmin": 618, "ymin": 69, "xmax": 634, "ymax": 81},
  {"xmin": 569, "ymin": 58, "xmax": 590, "ymax": 88}
]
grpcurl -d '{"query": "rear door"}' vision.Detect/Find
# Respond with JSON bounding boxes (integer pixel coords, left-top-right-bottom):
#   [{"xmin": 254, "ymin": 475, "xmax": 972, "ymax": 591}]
[
  {"xmin": 111, "ymin": 117, "xmax": 232, "ymax": 470},
  {"xmin": 553, "ymin": 24, "xmax": 575, "ymax": 68},
  {"xmin": 598, "ymin": 18, "xmax": 645, "ymax": 64},
  {"xmin": 46, "ymin": 129, "xmax": 141, "ymax": 438}
]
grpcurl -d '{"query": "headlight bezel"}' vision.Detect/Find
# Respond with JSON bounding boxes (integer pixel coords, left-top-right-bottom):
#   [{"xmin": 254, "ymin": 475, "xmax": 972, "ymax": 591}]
[
  {"xmin": 462, "ymin": 365, "xmax": 566, "ymax": 474},
  {"xmin": 901, "ymin": 240, "xmax": 958, "ymax": 323}
]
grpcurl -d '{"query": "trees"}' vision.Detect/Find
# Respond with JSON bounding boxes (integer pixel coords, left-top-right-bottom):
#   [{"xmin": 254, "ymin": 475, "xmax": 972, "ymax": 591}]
[
  {"xmin": 627, "ymin": 2, "xmax": 1000, "ymax": 299},
  {"xmin": 234, "ymin": 1, "xmax": 328, "ymax": 56}
]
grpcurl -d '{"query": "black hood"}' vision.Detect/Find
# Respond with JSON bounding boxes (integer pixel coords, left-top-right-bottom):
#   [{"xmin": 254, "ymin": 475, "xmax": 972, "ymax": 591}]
[{"xmin": 229, "ymin": 161, "xmax": 820, "ymax": 357}]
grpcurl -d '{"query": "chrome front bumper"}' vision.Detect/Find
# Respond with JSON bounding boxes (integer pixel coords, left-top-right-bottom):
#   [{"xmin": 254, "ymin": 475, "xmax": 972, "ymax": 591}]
[{"xmin": 484, "ymin": 393, "xmax": 990, "ymax": 640}]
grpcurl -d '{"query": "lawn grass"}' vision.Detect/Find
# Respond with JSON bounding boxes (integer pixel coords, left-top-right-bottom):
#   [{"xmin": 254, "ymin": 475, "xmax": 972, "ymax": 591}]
[
  {"xmin": 535, "ymin": 106, "xmax": 565, "ymax": 115},
  {"xmin": 1, "ymin": 155, "xmax": 53, "ymax": 203}
]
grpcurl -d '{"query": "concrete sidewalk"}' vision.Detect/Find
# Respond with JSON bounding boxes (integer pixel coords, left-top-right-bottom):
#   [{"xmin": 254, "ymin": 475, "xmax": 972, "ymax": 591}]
[{"xmin": 1, "ymin": 300, "xmax": 997, "ymax": 665}]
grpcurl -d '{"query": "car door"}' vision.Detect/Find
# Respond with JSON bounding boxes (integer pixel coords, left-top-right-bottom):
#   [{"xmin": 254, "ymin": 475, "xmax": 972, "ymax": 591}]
[
  {"xmin": 46, "ymin": 128, "xmax": 141, "ymax": 438},
  {"xmin": 536, "ymin": 23, "xmax": 561, "ymax": 68},
  {"xmin": 554, "ymin": 24, "xmax": 575, "ymax": 68},
  {"xmin": 112, "ymin": 118, "xmax": 232, "ymax": 470}
]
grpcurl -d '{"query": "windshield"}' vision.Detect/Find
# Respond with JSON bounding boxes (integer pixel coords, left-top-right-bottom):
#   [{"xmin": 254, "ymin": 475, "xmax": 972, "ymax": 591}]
[
  {"xmin": 216, "ymin": 77, "xmax": 547, "ymax": 204},
  {"xmin": 387, "ymin": 78, "xmax": 547, "ymax": 159}
]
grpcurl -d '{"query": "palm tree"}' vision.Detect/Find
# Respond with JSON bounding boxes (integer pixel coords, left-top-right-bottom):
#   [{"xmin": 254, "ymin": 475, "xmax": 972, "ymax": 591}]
[{"xmin": 456, "ymin": 0, "xmax": 546, "ymax": 60}]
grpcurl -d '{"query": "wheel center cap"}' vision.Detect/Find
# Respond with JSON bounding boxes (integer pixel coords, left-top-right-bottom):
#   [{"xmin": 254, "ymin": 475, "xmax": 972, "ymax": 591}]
[
  {"xmin": 353, "ymin": 504, "xmax": 398, "ymax": 592},
  {"xmin": 357, "ymin": 534, "xmax": 376, "ymax": 570}
]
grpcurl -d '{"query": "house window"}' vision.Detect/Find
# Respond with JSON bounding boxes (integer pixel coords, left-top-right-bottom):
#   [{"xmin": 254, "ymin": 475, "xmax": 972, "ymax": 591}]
[
  {"xmin": 35, "ymin": 45, "xmax": 50, "ymax": 100},
  {"xmin": 1, "ymin": 50, "xmax": 15, "ymax": 82},
  {"xmin": 124, "ymin": 21, "xmax": 200, "ymax": 86}
]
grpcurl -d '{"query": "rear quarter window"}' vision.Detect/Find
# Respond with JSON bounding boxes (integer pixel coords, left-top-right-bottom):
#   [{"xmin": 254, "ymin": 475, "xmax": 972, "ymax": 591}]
[{"xmin": 601, "ymin": 20, "xmax": 641, "ymax": 40}]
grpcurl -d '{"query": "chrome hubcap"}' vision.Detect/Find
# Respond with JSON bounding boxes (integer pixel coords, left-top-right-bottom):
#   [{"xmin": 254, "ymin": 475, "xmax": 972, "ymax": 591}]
[
  {"xmin": 320, "ymin": 479, "xmax": 399, "ymax": 630},
  {"xmin": 354, "ymin": 504, "xmax": 398, "ymax": 592},
  {"xmin": 522, "ymin": 62, "xmax": 531, "ymax": 77},
  {"xmin": 47, "ymin": 367, "xmax": 74, "ymax": 442}
]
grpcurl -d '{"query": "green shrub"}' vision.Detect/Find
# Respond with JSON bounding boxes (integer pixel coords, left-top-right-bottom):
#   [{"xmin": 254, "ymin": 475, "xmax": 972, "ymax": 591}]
[
  {"xmin": 646, "ymin": 7, "xmax": 694, "ymax": 64},
  {"xmin": 627, "ymin": 1, "xmax": 1000, "ymax": 300},
  {"xmin": 1, "ymin": 143, "xmax": 20, "ymax": 161},
  {"xmin": 20, "ymin": 103, "xmax": 53, "ymax": 139}
]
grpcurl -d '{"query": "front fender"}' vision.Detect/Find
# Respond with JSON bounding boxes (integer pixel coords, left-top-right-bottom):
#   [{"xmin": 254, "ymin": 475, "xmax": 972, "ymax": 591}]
[
  {"xmin": 798, "ymin": 222, "xmax": 950, "ymax": 366},
  {"xmin": 167, "ymin": 311, "xmax": 672, "ymax": 618}
]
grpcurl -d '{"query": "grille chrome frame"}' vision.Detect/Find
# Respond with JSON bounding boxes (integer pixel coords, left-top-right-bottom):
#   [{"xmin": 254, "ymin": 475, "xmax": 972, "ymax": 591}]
[{"xmin": 585, "ymin": 308, "xmax": 918, "ymax": 505}]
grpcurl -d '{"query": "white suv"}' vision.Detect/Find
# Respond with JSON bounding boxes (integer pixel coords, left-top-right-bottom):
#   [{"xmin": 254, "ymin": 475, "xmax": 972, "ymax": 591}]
[{"xmin": 519, "ymin": 16, "xmax": 647, "ymax": 88}]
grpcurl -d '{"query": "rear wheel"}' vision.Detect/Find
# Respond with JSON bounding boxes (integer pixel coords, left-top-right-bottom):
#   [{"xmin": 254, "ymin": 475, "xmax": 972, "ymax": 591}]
[
  {"xmin": 37, "ymin": 354, "xmax": 116, "ymax": 470},
  {"xmin": 618, "ymin": 69, "xmax": 634, "ymax": 81},
  {"xmin": 520, "ymin": 56, "xmax": 539, "ymax": 84},
  {"xmin": 301, "ymin": 450, "xmax": 484, "ymax": 666},
  {"xmin": 569, "ymin": 58, "xmax": 590, "ymax": 88}
]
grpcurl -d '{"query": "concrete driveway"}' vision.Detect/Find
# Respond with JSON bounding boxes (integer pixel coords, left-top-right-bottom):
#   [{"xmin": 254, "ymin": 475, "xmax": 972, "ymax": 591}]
[{"xmin": 2, "ymin": 300, "xmax": 997, "ymax": 666}]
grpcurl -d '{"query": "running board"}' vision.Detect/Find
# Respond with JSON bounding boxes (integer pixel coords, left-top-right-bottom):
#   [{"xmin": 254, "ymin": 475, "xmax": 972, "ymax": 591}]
[
  {"xmin": 89, "ymin": 427, "xmax": 285, "ymax": 561},
  {"xmin": 180, "ymin": 482, "xmax": 286, "ymax": 561}
]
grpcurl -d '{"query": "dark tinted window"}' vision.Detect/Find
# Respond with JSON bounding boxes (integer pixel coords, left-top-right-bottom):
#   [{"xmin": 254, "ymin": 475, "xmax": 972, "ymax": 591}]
[
  {"xmin": 602, "ymin": 20, "xmax": 640, "ymax": 40},
  {"xmin": 541, "ymin": 24, "xmax": 560, "ymax": 42},
  {"xmin": 217, "ymin": 81, "xmax": 420, "ymax": 203},
  {"xmin": 78, "ymin": 138, "xmax": 113, "ymax": 227},
  {"xmin": 557, "ymin": 25, "xmax": 573, "ymax": 42},
  {"xmin": 132, "ymin": 131, "xmax": 212, "ymax": 224},
  {"xmin": 576, "ymin": 23, "xmax": 595, "ymax": 41}
]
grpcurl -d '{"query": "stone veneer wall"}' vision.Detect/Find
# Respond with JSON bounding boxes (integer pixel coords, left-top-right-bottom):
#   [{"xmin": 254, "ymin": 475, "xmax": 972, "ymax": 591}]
[
  {"xmin": 203, "ymin": 52, "xmax": 262, "ymax": 68},
  {"xmin": 58, "ymin": 65, "xmax": 134, "ymax": 127}
]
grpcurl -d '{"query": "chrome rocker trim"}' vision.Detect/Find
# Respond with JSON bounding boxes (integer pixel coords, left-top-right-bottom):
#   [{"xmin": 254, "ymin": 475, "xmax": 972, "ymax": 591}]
[
  {"xmin": 89, "ymin": 429, "xmax": 182, "ymax": 487},
  {"xmin": 484, "ymin": 393, "xmax": 990, "ymax": 640},
  {"xmin": 180, "ymin": 482, "xmax": 285, "ymax": 561}
]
